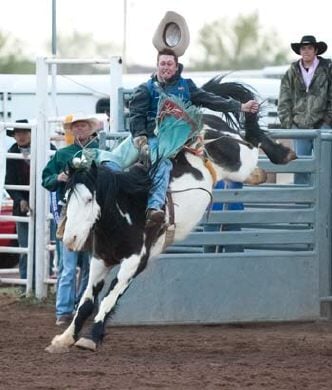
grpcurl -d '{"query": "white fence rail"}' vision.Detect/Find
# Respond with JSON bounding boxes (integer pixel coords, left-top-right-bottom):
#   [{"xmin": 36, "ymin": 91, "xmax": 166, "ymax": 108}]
[{"xmin": 0, "ymin": 57, "xmax": 122, "ymax": 298}]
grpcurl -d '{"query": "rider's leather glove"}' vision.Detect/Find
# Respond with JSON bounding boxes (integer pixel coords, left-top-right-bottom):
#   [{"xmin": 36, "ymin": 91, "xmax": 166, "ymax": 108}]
[
  {"xmin": 133, "ymin": 135, "xmax": 150, "ymax": 169},
  {"xmin": 133, "ymin": 135, "xmax": 148, "ymax": 150}
]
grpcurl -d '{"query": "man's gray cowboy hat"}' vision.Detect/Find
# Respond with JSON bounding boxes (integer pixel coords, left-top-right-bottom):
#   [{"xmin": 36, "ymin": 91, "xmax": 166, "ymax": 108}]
[
  {"xmin": 291, "ymin": 35, "xmax": 328, "ymax": 55},
  {"xmin": 152, "ymin": 11, "xmax": 190, "ymax": 57},
  {"xmin": 6, "ymin": 119, "xmax": 31, "ymax": 137}
]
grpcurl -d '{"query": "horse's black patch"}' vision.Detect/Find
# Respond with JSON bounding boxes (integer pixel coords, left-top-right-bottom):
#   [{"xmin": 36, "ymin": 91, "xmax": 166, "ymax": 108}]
[
  {"xmin": 74, "ymin": 299, "xmax": 95, "ymax": 339},
  {"xmin": 171, "ymin": 151, "xmax": 204, "ymax": 181},
  {"xmin": 67, "ymin": 164, "xmax": 152, "ymax": 267},
  {"xmin": 91, "ymin": 320, "xmax": 105, "ymax": 344},
  {"xmin": 92, "ymin": 280, "xmax": 105, "ymax": 297},
  {"xmin": 204, "ymin": 129, "xmax": 242, "ymax": 172}
]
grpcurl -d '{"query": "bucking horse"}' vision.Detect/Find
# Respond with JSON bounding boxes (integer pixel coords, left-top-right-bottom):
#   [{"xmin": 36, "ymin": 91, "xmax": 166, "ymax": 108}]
[{"xmin": 46, "ymin": 76, "xmax": 296, "ymax": 353}]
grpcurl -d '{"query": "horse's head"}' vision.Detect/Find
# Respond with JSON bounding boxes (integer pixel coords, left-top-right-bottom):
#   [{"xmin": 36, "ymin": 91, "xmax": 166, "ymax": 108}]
[{"xmin": 63, "ymin": 161, "xmax": 101, "ymax": 251}]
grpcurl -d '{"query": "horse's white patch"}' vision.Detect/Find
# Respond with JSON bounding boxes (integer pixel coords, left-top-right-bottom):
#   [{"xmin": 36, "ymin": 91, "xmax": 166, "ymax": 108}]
[
  {"xmin": 167, "ymin": 153, "xmax": 213, "ymax": 242},
  {"xmin": 63, "ymin": 184, "xmax": 100, "ymax": 250},
  {"xmin": 94, "ymin": 245, "xmax": 147, "ymax": 323},
  {"xmin": 116, "ymin": 202, "xmax": 133, "ymax": 225}
]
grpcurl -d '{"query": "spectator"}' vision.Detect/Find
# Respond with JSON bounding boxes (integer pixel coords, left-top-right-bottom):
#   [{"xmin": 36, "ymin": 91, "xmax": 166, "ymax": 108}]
[
  {"xmin": 278, "ymin": 35, "xmax": 332, "ymax": 184},
  {"xmin": 42, "ymin": 113, "xmax": 100, "ymax": 325},
  {"xmin": 5, "ymin": 120, "xmax": 31, "ymax": 285}
]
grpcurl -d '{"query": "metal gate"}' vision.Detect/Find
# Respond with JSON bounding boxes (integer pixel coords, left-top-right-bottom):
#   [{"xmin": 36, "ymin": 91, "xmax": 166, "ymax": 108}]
[
  {"xmin": 0, "ymin": 120, "xmax": 36, "ymax": 294},
  {"xmin": 102, "ymin": 129, "xmax": 332, "ymax": 324}
]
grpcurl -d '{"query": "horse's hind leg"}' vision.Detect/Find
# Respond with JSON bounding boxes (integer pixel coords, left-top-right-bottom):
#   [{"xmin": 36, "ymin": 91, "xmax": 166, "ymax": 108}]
[
  {"xmin": 75, "ymin": 249, "xmax": 148, "ymax": 351},
  {"xmin": 45, "ymin": 256, "xmax": 110, "ymax": 353}
]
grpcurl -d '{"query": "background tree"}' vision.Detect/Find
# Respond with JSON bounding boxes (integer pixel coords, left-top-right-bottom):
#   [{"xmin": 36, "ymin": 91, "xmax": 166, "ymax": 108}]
[
  {"xmin": 0, "ymin": 31, "xmax": 34, "ymax": 73},
  {"xmin": 190, "ymin": 13, "xmax": 289, "ymax": 71},
  {"xmin": 53, "ymin": 31, "xmax": 120, "ymax": 74}
]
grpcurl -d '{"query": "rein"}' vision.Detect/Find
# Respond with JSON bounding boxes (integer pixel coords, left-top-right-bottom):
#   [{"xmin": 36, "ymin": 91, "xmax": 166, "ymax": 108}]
[
  {"xmin": 184, "ymin": 131, "xmax": 255, "ymax": 185},
  {"xmin": 183, "ymin": 134, "xmax": 220, "ymax": 184},
  {"xmin": 169, "ymin": 187, "xmax": 213, "ymax": 206},
  {"xmin": 203, "ymin": 132, "xmax": 254, "ymax": 149},
  {"xmin": 163, "ymin": 186, "xmax": 214, "ymax": 249}
]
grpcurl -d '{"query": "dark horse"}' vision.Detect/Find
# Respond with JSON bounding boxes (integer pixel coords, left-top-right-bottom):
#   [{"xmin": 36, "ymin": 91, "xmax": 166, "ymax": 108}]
[{"xmin": 46, "ymin": 77, "xmax": 296, "ymax": 353}]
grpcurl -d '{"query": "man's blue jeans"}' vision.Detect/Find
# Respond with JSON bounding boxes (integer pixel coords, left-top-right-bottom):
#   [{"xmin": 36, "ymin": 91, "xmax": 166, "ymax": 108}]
[
  {"xmin": 294, "ymin": 123, "xmax": 331, "ymax": 184},
  {"xmin": 204, "ymin": 181, "xmax": 244, "ymax": 253},
  {"xmin": 103, "ymin": 136, "xmax": 173, "ymax": 211},
  {"xmin": 16, "ymin": 221, "xmax": 28, "ymax": 279},
  {"xmin": 146, "ymin": 137, "xmax": 173, "ymax": 210},
  {"xmin": 56, "ymin": 243, "xmax": 90, "ymax": 318},
  {"xmin": 294, "ymin": 139, "xmax": 313, "ymax": 185}
]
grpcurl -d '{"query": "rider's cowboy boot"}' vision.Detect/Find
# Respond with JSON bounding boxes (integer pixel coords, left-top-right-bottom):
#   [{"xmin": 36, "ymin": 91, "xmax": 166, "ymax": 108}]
[{"xmin": 145, "ymin": 208, "xmax": 165, "ymax": 228}]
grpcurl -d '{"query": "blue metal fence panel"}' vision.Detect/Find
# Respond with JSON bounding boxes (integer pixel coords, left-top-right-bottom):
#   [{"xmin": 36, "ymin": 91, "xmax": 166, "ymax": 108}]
[
  {"xmin": 102, "ymin": 110, "xmax": 332, "ymax": 324},
  {"xmin": 108, "ymin": 252, "xmax": 319, "ymax": 325}
]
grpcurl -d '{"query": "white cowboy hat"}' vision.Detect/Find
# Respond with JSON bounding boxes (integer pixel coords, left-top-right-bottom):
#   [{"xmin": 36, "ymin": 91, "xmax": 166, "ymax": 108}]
[
  {"xmin": 152, "ymin": 11, "xmax": 190, "ymax": 57},
  {"xmin": 63, "ymin": 113, "xmax": 101, "ymax": 132},
  {"xmin": 6, "ymin": 119, "xmax": 31, "ymax": 137}
]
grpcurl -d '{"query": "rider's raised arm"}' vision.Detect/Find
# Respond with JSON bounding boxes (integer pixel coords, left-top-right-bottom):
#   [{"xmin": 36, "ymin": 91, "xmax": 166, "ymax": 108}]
[{"xmin": 188, "ymin": 79, "xmax": 242, "ymax": 113}]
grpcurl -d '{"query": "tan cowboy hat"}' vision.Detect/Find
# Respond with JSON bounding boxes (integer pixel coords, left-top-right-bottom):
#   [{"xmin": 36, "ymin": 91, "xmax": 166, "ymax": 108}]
[
  {"xmin": 152, "ymin": 11, "xmax": 190, "ymax": 57},
  {"xmin": 291, "ymin": 35, "xmax": 328, "ymax": 55},
  {"xmin": 63, "ymin": 113, "xmax": 101, "ymax": 132}
]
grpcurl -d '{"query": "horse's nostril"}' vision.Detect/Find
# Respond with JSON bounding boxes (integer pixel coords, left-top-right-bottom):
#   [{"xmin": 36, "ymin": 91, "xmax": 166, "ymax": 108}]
[{"xmin": 73, "ymin": 235, "xmax": 77, "ymax": 242}]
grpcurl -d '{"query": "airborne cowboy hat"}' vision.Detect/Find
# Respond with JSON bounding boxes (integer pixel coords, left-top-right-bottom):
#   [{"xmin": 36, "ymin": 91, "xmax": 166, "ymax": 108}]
[
  {"xmin": 291, "ymin": 35, "xmax": 328, "ymax": 55},
  {"xmin": 152, "ymin": 11, "xmax": 190, "ymax": 57},
  {"xmin": 6, "ymin": 119, "xmax": 31, "ymax": 137}
]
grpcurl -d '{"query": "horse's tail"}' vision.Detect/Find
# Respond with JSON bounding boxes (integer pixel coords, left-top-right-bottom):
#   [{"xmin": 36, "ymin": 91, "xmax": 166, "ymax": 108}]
[{"xmin": 202, "ymin": 75, "xmax": 296, "ymax": 165}]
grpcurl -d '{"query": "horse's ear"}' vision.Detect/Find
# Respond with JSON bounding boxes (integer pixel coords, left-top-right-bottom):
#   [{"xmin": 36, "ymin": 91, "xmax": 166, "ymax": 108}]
[
  {"xmin": 91, "ymin": 160, "xmax": 98, "ymax": 174},
  {"xmin": 64, "ymin": 161, "xmax": 75, "ymax": 177}
]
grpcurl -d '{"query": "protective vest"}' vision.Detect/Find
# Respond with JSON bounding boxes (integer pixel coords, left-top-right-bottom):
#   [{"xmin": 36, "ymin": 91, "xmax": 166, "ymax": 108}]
[{"xmin": 146, "ymin": 78, "xmax": 190, "ymax": 121}]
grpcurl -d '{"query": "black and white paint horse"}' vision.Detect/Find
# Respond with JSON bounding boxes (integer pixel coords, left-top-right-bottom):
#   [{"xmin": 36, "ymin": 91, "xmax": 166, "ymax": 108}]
[{"xmin": 46, "ymin": 78, "xmax": 296, "ymax": 353}]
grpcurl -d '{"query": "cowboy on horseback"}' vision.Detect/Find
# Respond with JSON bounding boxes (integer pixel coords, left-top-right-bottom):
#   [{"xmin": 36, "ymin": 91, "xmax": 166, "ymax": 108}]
[{"xmin": 104, "ymin": 12, "xmax": 259, "ymax": 228}]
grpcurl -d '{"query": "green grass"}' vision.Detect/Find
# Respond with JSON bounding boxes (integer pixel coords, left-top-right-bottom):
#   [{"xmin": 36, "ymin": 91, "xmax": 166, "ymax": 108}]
[{"xmin": 0, "ymin": 285, "xmax": 56, "ymax": 306}]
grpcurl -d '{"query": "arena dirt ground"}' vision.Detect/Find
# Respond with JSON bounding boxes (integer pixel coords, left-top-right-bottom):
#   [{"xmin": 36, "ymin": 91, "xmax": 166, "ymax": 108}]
[{"xmin": 1, "ymin": 288, "xmax": 332, "ymax": 390}]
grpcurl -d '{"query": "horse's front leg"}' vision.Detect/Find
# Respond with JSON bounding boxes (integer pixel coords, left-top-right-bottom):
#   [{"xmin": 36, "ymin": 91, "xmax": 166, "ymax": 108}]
[
  {"xmin": 45, "ymin": 256, "xmax": 110, "ymax": 353},
  {"xmin": 75, "ymin": 248, "xmax": 148, "ymax": 351}
]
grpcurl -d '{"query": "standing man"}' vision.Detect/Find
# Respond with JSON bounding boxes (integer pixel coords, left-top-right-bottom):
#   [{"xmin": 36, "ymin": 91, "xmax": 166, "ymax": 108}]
[
  {"xmin": 278, "ymin": 35, "xmax": 332, "ymax": 184},
  {"xmin": 42, "ymin": 113, "xmax": 100, "ymax": 325},
  {"xmin": 5, "ymin": 120, "xmax": 31, "ymax": 283}
]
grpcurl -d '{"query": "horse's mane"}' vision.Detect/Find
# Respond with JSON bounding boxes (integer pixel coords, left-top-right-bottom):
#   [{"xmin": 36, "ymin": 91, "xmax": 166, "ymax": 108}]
[
  {"xmin": 66, "ymin": 163, "xmax": 151, "ymax": 215},
  {"xmin": 202, "ymin": 114, "xmax": 238, "ymax": 136}
]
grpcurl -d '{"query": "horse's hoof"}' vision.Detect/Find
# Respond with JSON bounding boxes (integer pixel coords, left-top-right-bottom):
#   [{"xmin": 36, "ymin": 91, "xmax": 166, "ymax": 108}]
[
  {"xmin": 244, "ymin": 167, "xmax": 267, "ymax": 185},
  {"xmin": 75, "ymin": 337, "xmax": 97, "ymax": 351},
  {"xmin": 273, "ymin": 147, "xmax": 297, "ymax": 164},
  {"xmin": 285, "ymin": 150, "xmax": 297, "ymax": 163},
  {"xmin": 45, "ymin": 344, "xmax": 70, "ymax": 354}
]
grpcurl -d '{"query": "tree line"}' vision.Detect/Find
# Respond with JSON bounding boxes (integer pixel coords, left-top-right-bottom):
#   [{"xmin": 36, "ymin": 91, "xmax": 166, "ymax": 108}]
[{"xmin": 0, "ymin": 13, "xmax": 289, "ymax": 74}]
